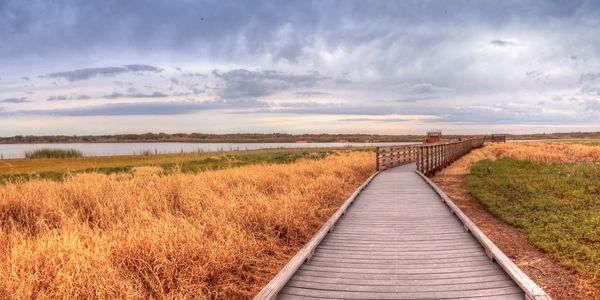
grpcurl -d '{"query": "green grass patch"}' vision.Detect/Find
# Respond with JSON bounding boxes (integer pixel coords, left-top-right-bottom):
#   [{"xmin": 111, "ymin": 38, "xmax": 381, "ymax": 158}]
[
  {"xmin": 0, "ymin": 149, "xmax": 341, "ymax": 184},
  {"xmin": 464, "ymin": 158, "xmax": 600, "ymax": 280},
  {"xmin": 567, "ymin": 140, "xmax": 600, "ymax": 147},
  {"xmin": 163, "ymin": 150, "xmax": 331, "ymax": 173},
  {"xmin": 25, "ymin": 148, "xmax": 83, "ymax": 159}
]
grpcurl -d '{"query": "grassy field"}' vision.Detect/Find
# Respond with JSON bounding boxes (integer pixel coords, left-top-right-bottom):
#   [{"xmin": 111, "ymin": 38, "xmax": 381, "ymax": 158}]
[
  {"xmin": 0, "ymin": 147, "xmax": 371, "ymax": 184},
  {"xmin": 452, "ymin": 142, "xmax": 600, "ymax": 287},
  {"xmin": 465, "ymin": 158, "xmax": 600, "ymax": 279},
  {"xmin": 437, "ymin": 141, "xmax": 600, "ymax": 176},
  {"xmin": 0, "ymin": 151, "xmax": 375, "ymax": 298}
]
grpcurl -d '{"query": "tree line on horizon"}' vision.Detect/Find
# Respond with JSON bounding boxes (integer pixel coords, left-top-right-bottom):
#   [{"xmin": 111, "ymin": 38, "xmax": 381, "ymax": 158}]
[{"xmin": 1, "ymin": 131, "xmax": 599, "ymax": 144}]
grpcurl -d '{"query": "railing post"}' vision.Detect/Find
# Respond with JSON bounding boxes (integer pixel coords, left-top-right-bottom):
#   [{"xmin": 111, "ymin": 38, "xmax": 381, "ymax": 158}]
[
  {"xmin": 376, "ymin": 146, "xmax": 380, "ymax": 171},
  {"xmin": 428, "ymin": 146, "xmax": 432, "ymax": 175},
  {"xmin": 435, "ymin": 145, "xmax": 440, "ymax": 172},
  {"xmin": 416, "ymin": 146, "xmax": 421, "ymax": 172},
  {"xmin": 425, "ymin": 146, "xmax": 429, "ymax": 175}
]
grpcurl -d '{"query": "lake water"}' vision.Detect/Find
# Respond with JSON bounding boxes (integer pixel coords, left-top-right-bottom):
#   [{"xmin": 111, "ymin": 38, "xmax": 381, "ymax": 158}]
[{"xmin": 0, "ymin": 142, "xmax": 418, "ymax": 159}]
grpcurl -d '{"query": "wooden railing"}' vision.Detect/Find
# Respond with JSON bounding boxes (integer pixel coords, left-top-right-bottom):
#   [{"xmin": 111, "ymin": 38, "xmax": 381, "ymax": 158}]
[
  {"xmin": 488, "ymin": 134, "xmax": 507, "ymax": 143},
  {"xmin": 416, "ymin": 138, "xmax": 484, "ymax": 175},
  {"xmin": 376, "ymin": 145, "xmax": 417, "ymax": 171}
]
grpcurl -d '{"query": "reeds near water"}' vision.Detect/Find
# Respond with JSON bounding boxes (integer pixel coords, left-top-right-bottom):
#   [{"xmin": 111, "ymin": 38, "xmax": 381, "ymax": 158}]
[{"xmin": 24, "ymin": 148, "xmax": 83, "ymax": 159}]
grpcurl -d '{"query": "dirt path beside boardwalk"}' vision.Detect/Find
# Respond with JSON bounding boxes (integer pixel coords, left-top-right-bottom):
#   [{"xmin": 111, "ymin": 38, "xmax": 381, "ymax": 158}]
[{"xmin": 432, "ymin": 172, "xmax": 599, "ymax": 299}]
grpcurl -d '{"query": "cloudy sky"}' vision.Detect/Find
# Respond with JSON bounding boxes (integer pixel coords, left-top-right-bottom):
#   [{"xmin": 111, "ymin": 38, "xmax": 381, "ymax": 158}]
[{"xmin": 1, "ymin": 0, "xmax": 600, "ymax": 136}]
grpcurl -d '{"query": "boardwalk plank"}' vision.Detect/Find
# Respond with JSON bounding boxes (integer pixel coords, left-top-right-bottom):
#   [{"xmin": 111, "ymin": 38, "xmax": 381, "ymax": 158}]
[
  {"xmin": 286, "ymin": 279, "xmax": 517, "ymax": 292},
  {"xmin": 294, "ymin": 268, "xmax": 508, "ymax": 280},
  {"xmin": 275, "ymin": 164, "xmax": 527, "ymax": 299},
  {"xmin": 298, "ymin": 264, "xmax": 502, "ymax": 274},
  {"xmin": 280, "ymin": 286, "xmax": 524, "ymax": 299},
  {"xmin": 290, "ymin": 273, "xmax": 513, "ymax": 286}
]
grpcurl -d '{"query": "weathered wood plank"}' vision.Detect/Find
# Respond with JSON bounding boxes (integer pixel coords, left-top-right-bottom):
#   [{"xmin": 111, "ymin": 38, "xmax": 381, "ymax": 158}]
[
  {"xmin": 302, "ymin": 259, "xmax": 497, "ymax": 269},
  {"xmin": 255, "ymin": 163, "xmax": 549, "ymax": 300},
  {"xmin": 308, "ymin": 256, "xmax": 493, "ymax": 265},
  {"xmin": 280, "ymin": 286, "xmax": 524, "ymax": 299},
  {"xmin": 298, "ymin": 264, "xmax": 501, "ymax": 274},
  {"xmin": 294, "ymin": 268, "xmax": 506, "ymax": 280},
  {"xmin": 285, "ymin": 279, "xmax": 517, "ymax": 292},
  {"xmin": 252, "ymin": 172, "xmax": 379, "ymax": 300},
  {"xmin": 291, "ymin": 273, "xmax": 512, "ymax": 285}
]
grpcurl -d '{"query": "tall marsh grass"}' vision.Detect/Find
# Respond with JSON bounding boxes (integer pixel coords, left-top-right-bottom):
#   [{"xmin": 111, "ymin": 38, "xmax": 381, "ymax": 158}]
[
  {"xmin": 438, "ymin": 142, "xmax": 600, "ymax": 175},
  {"xmin": 24, "ymin": 148, "xmax": 83, "ymax": 159},
  {"xmin": 0, "ymin": 152, "xmax": 375, "ymax": 298}
]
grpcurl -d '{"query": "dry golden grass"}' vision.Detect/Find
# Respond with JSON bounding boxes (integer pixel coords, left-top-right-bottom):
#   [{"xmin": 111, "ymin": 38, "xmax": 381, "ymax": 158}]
[
  {"xmin": 439, "ymin": 142, "xmax": 600, "ymax": 175},
  {"xmin": 131, "ymin": 166, "xmax": 164, "ymax": 176},
  {"xmin": 0, "ymin": 147, "xmax": 367, "ymax": 175},
  {"xmin": 0, "ymin": 152, "xmax": 375, "ymax": 299}
]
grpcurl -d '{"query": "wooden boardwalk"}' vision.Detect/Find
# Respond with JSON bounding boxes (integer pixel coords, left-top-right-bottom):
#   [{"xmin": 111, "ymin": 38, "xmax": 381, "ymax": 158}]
[{"xmin": 277, "ymin": 163, "xmax": 526, "ymax": 299}]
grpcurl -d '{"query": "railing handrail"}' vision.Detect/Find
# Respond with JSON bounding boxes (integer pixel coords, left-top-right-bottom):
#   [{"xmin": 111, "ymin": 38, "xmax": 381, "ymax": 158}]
[
  {"xmin": 376, "ymin": 138, "xmax": 484, "ymax": 173},
  {"xmin": 376, "ymin": 145, "xmax": 417, "ymax": 171},
  {"xmin": 416, "ymin": 138, "xmax": 484, "ymax": 175}
]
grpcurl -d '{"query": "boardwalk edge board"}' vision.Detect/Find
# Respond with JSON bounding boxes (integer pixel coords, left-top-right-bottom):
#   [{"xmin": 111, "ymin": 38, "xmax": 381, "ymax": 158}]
[
  {"xmin": 415, "ymin": 170, "xmax": 552, "ymax": 300},
  {"xmin": 254, "ymin": 172, "xmax": 380, "ymax": 300}
]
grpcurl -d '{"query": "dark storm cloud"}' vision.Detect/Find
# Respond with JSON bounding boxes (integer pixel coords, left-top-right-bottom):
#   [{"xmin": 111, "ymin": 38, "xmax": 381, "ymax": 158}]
[
  {"xmin": 128, "ymin": 92, "xmax": 168, "ymax": 98},
  {"xmin": 3, "ymin": 1, "xmax": 599, "ymax": 87},
  {"xmin": 580, "ymin": 85, "xmax": 600, "ymax": 96},
  {"xmin": 47, "ymin": 95, "xmax": 68, "ymax": 101},
  {"xmin": 579, "ymin": 73, "xmax": 600, "ymax": 83},
  {"xmin": 2, "ymin": 0, "xmax": 600, "ymax": 129},
  {"xmin": 4, "ymin": 99, "xmax": 268, "ymax": 116},
  {"xmin": 103, "ymin": 91, "xmax": 168, "ymax": 99},
  {"xmin": 47, "ymin": 95, "xmax": 92, "ymax": 101},
  {"xmin": 0, "ymin": 0, "xmax": 318, "ymax": 63},
  {"xmin": 583, "ymin": 99, "xmax": 600, "ymax": 112},
  {"xmin": 45, "ymin": 65, "xmax": 163, "ymax": 81},
  {"xmin": 294, "ymin": 91, "xmax": 331, "ymax": 97},
  {"xmin": 260, "ymin": 100, "xmax": 585, "ymax": 125},
  {"xmin": 54, "ymin": 102, "xmax": 208, "ymax": 116},
  {"xmin": 8, "ymin": 1, "xmax": 591, "ymax": 65},
  {"xmin": 0, "ymin": 97, "xmax": 30, "ymax": 103},
  {"xmin": 212, "ymin": 69, "xmax": 326, "ymax": 99},
  {"xmin": 257, "ymin": 101, "xmax": 400, "ymax": 115},
  {"xmin": 416, "ymin": 102, "xmax": 588, "ymax": 124},
  {"xmin": 338, "ymin": 117, "xmax": 417, "ymax": 123},
  {"xmin": 490, "ymin": 39, "xmax": 516, "ymax": 47},
  {"xmin": 394, "ymin": 96, "xmax": 437, "ymax": 103},
  {"xmin": 402, "ymin": 83, "xmax": 452, "ymax": 95}
]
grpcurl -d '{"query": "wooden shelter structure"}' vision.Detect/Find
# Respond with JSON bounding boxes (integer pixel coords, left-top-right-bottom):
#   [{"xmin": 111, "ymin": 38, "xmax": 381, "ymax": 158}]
[{"xmin": 425, "ymin": 129, "xmax": 442, "ymax": 143}]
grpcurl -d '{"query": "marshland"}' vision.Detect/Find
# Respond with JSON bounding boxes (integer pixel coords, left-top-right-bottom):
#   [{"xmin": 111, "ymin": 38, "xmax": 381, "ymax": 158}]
[
  {"xmin": 0, "ymin": 149, "xmax": 374, "ymax": 298},
  {"xmin": 1, "ymin": 140, "xmax": 600, "ymax": 298},
  {"xmin": 4, "ymin": 1, "xmax": 600, "ymax": 299}
]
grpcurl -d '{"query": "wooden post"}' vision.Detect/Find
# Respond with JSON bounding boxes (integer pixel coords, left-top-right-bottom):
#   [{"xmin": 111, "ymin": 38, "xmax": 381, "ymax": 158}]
[{"xmin": 376, "ymin": 147, "xmax": 380, "ymax": 171}]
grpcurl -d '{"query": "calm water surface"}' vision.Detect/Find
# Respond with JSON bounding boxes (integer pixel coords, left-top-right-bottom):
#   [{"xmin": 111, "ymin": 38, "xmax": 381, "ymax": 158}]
[{"xmin": 0, "ymin": 142, "xmax": 418, "ymax": 159}]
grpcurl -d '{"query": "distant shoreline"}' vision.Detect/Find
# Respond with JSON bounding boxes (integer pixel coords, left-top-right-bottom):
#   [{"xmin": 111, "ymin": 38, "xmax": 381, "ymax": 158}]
[
  {"xmin": 0, "ymin": 133, "xmax": 425, "ymax": 144},
  {"xmin": 0, "ymin": 140, "xmax": 423, "ymax": 144},
  {"xmin": 1, "ymin": 132, "xmax": 599, "ymax": 144}
]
